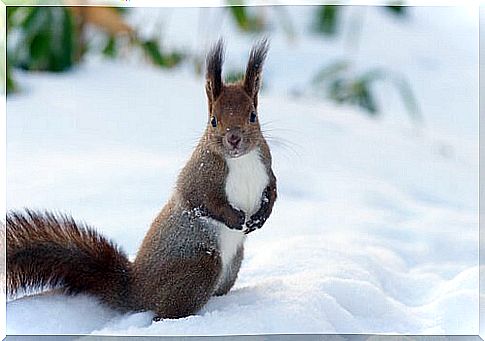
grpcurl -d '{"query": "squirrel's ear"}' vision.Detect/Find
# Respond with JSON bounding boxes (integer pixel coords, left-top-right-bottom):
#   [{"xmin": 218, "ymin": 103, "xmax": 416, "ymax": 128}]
[
  {"xmin": 243, "ymin": 38, "xmax": 269, "ymax": 108},
  {"xmin": 205, "ymin": 39, "xmax": 225, "ymax": 112}
]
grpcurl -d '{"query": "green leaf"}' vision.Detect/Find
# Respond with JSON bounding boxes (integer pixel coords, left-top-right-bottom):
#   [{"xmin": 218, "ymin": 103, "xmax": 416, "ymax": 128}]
[
  {"xmin": 227, "ymin": 2, "xmax": 264, "ymax": 32},
  {"xmin": 313, "ymin": 60, "xmax": 350, "ymax": 83},
  {"xmin": 29, "ymin": 33, "xmax": 49, "ymax": 68},
  {"xmin": 357, "ymin": 81, "xmax": 378, "ymax": 114},
  {"xmin": 102, "ymin": 36, "xmax": 117, "ymax": 58},
  {"xmin": 230, "ymin": 6, "xmax": 249, "ymax": 31},
  {"xmin": 225, "ymin": 70, "xmax": 245, "ymax": 84},
  {"xmin": 10, "ymin": 7, "xmax": 77, "ymax": 72},
  {"xmin": 6, "ymin": 58, "xmax": 16, "ymax": 94},
  {"xmin": 390, "ymin": 75, "xmax": 422, "ymax": 122},
  {"xmin": 385, "ymin": 6, "xmax": 407, "ymax": 17},
  {"xmin": 21, "ymin": 7, "xmax": 41, "ymax": 31},
  {"xmin": 313, "ymin": 60, "xmax": 420, "ymax": 121},
  {"xmin": 315, "ymin": 6, "xmax": 340, "ymax": 36},
  {"xmin": 142, "ymin": 39, "xmax": 164, "ymax": 65},
  {"xmin": 56, "ymin": 7, "xmax": 75, "ymax": 71},
  {"xmin": 140, "ymin": 39, "xmax": 184, "ymax": 68}
]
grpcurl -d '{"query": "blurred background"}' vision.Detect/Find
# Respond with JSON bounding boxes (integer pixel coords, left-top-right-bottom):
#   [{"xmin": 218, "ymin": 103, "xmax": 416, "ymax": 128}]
[
  {"xmin": 5, "ymin": 5, "xmax": 477, "ymax": 132},
  {"xmin": 5, "ymin": 4, "xmax": 480, "ymax": 335}
]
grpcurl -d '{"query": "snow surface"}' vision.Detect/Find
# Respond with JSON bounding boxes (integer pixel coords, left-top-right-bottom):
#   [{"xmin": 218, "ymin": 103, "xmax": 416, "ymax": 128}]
[{"xmin": 5, "ymin": 6, "xmax": 478, "ymax": 336}]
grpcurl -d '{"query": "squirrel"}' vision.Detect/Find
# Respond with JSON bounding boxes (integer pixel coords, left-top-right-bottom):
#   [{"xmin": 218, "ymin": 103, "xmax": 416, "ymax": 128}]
[{"xmin": 6, "ymin": 39, "xmax": 277, "ymax": 320}]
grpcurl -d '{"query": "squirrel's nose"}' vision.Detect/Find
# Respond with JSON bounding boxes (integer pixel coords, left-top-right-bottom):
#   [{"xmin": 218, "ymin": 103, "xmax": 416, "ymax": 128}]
[{"xmin": 226, "ymin": 132, "xmax": 242, "ymax": 148}]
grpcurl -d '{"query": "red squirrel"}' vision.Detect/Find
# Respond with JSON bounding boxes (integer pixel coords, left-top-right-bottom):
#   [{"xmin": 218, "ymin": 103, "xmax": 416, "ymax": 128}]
[{"xmin": 6, "ymin": 39, "xmax": 277, "ymax": 320}]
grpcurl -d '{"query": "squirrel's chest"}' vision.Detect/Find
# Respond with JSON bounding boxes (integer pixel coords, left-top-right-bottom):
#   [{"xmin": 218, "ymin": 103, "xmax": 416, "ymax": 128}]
[{"xmin": 224, "ymin": 149, "xmax": 269, "ymax": 217}]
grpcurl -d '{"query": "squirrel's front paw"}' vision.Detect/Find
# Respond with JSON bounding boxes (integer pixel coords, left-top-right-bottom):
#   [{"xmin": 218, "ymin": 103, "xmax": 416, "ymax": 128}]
[
  {"xmin": 225, "ymin": 207, "xmax": 246, "ymax": 230},
  {"xmin": 244, "ymin": 188, "xmax": 271, "ymax": 234},
  {"xmin": 244, "ymin": 214, "xmax": 266, "ymax": 234}
]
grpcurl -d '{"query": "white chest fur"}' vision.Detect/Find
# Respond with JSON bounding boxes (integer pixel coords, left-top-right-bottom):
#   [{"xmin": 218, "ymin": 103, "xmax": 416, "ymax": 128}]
[
  {"xmin": 225, "ymin": 148, "xmax": 269, "ymax": 217},
  {"xmin": 214, "ymin": 149, "xmax": 269, "ymax": 287}
]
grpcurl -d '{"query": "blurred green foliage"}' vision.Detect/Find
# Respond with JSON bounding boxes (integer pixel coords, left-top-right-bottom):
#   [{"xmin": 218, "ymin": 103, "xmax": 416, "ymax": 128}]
[
  {"xmin": 228, "ymin": 6, "xmax": 265, "ymax": 32},
  {"xmin": 226, "ymin": 0, "xmax": 266, "ymax": 33},
  {"xmin": 8, "ymin": 7, "xmax": 77, "ymax": 72},
  {"xmin": 101, "ymin": 36, "xmax": 117, "ymax": 58},
  {"xmin": 315, "ymin": 6, "xmax": 340, "ymax": 35},
  {"xmin": 225, "ymin": 2, "xmax": 296, "ymax": 40},
  {"xmin": 6, "ymin": 6, "xmax": 185, "ymax": 94},
  {"xmin": 225, "ymin": 70, "xmax": 245, "ymax": 84},
  {"xmin": 314, "ymin": 5, "xmax": 407, "ymax": 36},
  {"xmin": 310, "ymin": 5, "xmax": 419, "ymax": 119},
  {"xmin": 100, "ymin": 34, "xmax": 185, "ymax": 69},
  {"xmin": 139, "ymin": 39, "xmax": 184, "ymax": 68},
  {"xmin": 386, "ymin": 5, "xmax": 407, "ymax": 16},
  {"xmin": 5, "ymin": 4, "xmax": 420, "ymax": 123},
  {"xmin": 313, "ymin": 60, "xmax": 421, "ymax": 120},
  {"xmin": 6, "ymin": 56, "xmax": 15, "ymax": 93}
]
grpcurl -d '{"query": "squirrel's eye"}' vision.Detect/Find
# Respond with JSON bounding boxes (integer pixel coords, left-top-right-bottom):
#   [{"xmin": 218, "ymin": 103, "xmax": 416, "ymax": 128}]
[
  {"xmin": 250, "ymin": 111, "xmax": 257, "ymax": 123},
  {"xmin": 211, "ymin": 116, "xmax": 217, "ymax": 127}
]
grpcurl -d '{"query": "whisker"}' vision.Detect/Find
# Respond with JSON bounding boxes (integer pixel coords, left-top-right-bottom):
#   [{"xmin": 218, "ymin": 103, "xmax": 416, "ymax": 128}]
[
  {"xmin": 248, "ymin": 129, "xmax": 303, "ymax": 161},
  {"xmin": 260, "ymin": 120, "xmax": 307, "ymax": 139},
  {"xmin": 265, "ymin": 138, "xmax": 302, "ymax": 161},
  {"xmin": 260, "ymin": 124, "xmax": 299, "ymax": 130}
]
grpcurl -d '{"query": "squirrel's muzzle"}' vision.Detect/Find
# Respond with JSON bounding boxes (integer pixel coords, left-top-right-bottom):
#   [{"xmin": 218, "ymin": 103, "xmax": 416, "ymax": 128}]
[
  {"xmin": 226, "ymin": 131, "xmax": 242, "ymax": 149},
  {"xmin": 223, "ymin": 129, "xmax": 246, "ymax": 157}
]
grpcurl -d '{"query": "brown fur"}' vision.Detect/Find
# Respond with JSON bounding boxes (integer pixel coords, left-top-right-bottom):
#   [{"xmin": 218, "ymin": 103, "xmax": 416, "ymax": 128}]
[
  {"xmin": 0, "ymin": 221, "xmax": 5, "ymax": 294},
  {"xmin": 6, "ymin": 210, "xmax": 134, "ymax": 312},
  {"xmin": 6, "ymin": 39, "xmax": 277, "ymax": 319}
]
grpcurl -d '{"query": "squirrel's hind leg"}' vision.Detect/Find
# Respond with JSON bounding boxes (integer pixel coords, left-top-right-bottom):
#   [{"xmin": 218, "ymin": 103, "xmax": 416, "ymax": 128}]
[
  {"xmin": 213, "ymin": 244, "xmax": 244, "ymax": 296},
  {"xmin": 136, "ymin": 248, "xmax": 222, "ymax": 320}
]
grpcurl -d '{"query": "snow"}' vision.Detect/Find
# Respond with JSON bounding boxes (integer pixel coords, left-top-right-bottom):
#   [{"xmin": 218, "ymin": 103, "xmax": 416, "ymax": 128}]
[{"xmin": 5, "ymin": 5, "xmax": 478, "ymax": 336}]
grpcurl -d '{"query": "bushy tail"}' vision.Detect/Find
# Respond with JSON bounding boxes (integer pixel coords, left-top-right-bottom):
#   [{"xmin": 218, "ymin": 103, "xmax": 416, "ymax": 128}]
[{"xmin": 6, "ymin": 209, "xmax": 135, "ymax": 312}]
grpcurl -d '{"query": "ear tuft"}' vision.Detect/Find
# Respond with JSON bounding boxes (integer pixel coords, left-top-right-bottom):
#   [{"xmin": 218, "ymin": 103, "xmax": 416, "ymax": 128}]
[
  {"xmin": 244, "ymin": 38, "xmax": 269, "ymax": 106},
  {"xmin": 205, "ymin": 39, "xmax": 225, "ymax": 107}
]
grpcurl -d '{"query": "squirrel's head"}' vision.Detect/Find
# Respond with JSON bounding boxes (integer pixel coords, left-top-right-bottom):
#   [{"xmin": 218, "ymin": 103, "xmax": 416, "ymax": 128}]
[{"xmin": 204, "ymin": 39, "xmax": 269, "ymax": 159}]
